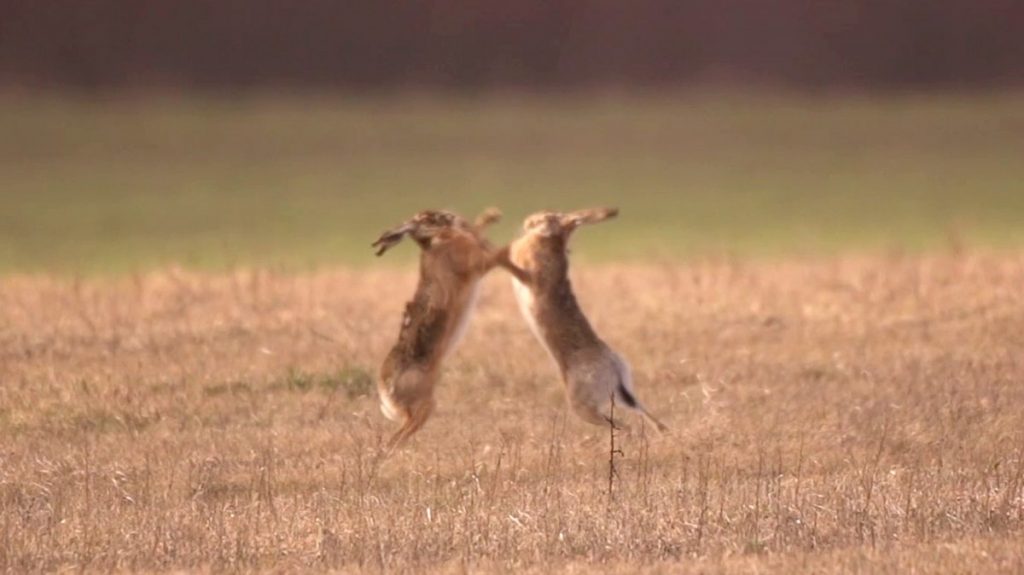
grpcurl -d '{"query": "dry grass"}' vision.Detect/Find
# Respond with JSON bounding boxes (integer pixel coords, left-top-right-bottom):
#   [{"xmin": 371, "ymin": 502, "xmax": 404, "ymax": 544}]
[{"xmin": 2, "ymin": 253, "xmax": 1023, "ymax": 573}]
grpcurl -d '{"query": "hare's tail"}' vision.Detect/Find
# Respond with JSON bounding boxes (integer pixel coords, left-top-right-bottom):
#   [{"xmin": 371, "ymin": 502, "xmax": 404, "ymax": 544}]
[
  {"xmin": 615, "ymin": 383, "xmax": 669, "ymax": 432},
  {"xmin": 611, "ymin": 353, "xmax": 669, "ymax": 433}
]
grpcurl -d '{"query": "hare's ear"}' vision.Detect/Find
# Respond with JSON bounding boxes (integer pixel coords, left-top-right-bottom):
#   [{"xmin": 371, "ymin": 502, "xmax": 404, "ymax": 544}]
[
  {"xmin": 473, "ymin": 207, "xmax": 502, "ymax": 230},
  {"xmin": 561, "ymin": 207, "xmax": 618, "ymax": 231},
  {"xmin": 371, "ymin": 221, "xmax": 415, "ymax": 256}
]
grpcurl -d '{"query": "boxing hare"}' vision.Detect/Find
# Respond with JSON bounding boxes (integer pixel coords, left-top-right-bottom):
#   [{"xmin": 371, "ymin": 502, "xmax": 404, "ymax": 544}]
[
  {"xmin": 373, "ymin": 208, "xmax": 524, "ymax": 449},
  {"xmin": 508, "ymin": 208, "xmax": 668, "ymax": 432}
]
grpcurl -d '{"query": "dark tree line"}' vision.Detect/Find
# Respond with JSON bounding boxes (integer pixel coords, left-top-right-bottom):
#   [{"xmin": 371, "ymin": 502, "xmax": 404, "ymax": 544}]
[{"xmin": 1, "ymin": 0, "xmax": 1021, "ymax": 89}]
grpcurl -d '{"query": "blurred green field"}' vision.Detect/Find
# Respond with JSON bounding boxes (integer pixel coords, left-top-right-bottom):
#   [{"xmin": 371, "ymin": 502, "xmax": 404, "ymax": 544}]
[{"xmin": 2, "ymin": 91, "xmax": 1023, "ymax": 274}]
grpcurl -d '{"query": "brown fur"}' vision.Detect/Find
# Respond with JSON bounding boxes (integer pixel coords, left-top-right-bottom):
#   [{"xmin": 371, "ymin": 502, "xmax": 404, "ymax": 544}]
[
  {"xmin": 509, "ymin": 208, "xmax": 669, "ymax": 432},
  {"xmin": 373, "ymin": 209, "xmax": 523, "ymax": 450}
]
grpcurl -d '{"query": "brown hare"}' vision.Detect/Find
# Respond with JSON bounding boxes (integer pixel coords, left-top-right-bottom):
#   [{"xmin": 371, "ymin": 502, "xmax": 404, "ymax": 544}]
[
  {"xmin": 373, "ymin": 208, "xmax": 525, "ymax": 449},
  {"xmin": 508, "ymin": 208, "xmax": 669, "ymax": 432}
]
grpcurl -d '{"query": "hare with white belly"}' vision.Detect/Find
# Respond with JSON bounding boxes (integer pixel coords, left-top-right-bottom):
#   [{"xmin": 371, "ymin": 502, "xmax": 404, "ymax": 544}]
[
  {"xmin": 373, "ymin": 208, "xmax": 525, "ymax": 449},
  {"xmin": 508, "ymin": 208, "xmax": 668, "ymax": 432}
]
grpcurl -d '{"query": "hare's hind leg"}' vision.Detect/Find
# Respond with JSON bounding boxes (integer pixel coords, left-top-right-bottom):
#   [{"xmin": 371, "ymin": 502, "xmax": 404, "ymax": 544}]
[
  {"xmin": 386, "ymin": 398, "xmax": 435, "ymax": 450},
  {"xmin": 567, "ymin": 370, "xmax": 632, "ymax": 432},
  {"xmin": 380, "ymin": 368, "xmax": 436, "ymax": 450},
  {"xmin": 569, "ymin": 397, "xmax": 632, "ymax": 432}
]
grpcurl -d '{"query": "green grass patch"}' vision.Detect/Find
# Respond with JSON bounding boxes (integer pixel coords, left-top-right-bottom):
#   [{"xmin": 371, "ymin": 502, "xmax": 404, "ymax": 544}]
[
  {"xmin": 269, "ymin": 366, "xmax": 373, "ymax": 398},
  {"xmin": 203, "ymin": 380, "xmax": 254, "ymax": 397},
  {"xmin": 2, "ymin": 91, "xmax": 1023, "ymax": 274}
]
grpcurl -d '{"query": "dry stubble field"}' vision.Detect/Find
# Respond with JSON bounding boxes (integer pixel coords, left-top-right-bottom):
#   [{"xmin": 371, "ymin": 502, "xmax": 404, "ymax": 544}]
[{"xmin": 2, "ymin": 253, "xmax": 1024, "ymax": 573}]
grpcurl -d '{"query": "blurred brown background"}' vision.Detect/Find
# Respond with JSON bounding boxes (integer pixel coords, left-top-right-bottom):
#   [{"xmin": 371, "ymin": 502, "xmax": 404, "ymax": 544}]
[{"xmin": 2, "ymin": 0, "xmax": 1022, "ymax": 90}]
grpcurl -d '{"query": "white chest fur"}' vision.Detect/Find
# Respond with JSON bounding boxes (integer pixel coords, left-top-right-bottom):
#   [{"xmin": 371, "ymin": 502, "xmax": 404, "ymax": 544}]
[
  {"xmin": 512, "ymin": 277, "xmax": 557, "ymax": 364},
  {"xmin": 445, "ymin": 281, "xmax": 480, "ymax": 357}
]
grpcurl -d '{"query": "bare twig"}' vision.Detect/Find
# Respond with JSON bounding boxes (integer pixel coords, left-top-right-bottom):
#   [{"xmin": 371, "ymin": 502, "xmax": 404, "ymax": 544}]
[{"xmin": 607, "ymin": 391, "xmax": 624, "ymax": 501}]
